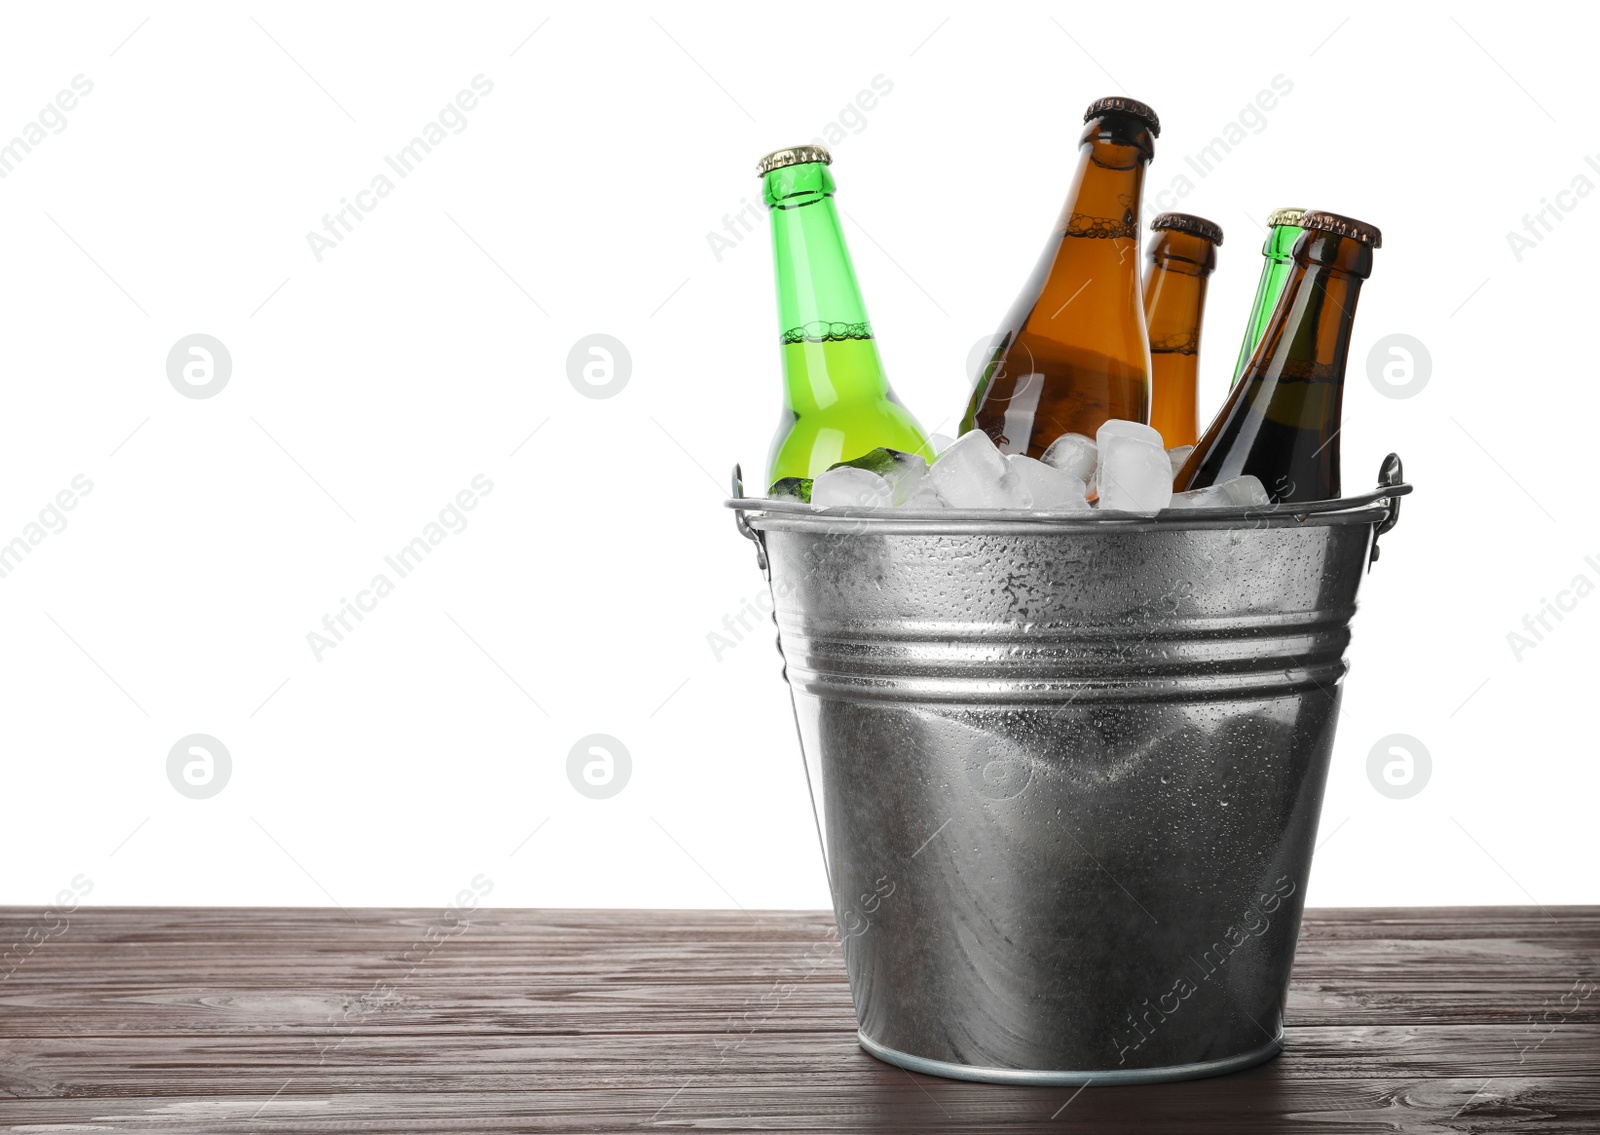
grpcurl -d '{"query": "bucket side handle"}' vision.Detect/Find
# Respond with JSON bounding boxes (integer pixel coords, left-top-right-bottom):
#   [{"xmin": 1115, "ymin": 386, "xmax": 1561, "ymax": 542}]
[
  {"xmin": 730, "ymin": 464, "xmax": 770, "ymax": 577},
  {"xmin": 1368, "ymin": 452, "xmax": 1405, "ymax": 571}
]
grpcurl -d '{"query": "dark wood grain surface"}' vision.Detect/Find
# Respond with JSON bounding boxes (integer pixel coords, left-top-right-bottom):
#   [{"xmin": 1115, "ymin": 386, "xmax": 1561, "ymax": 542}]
[{"xmin": 1, "ymin": 906, "xmax": 1596, "ymax": 1131}]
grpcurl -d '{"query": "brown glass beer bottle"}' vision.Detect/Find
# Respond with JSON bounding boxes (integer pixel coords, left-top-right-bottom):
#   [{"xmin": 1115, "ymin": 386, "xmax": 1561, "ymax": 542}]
[
  {"xmin": 1177, "ymin": 211, "xmax": 1382, "ymax": 503},
  {"xmin": 960, "ymin": 96, "xmax": 1159, "ymax": 456},
  {"xmin": 1142, "ymin": 213, "xmax": 1222, "ymax": 448}
]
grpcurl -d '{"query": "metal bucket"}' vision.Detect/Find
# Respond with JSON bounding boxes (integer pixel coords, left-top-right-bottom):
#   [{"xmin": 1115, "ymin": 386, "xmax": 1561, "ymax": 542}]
[{"xmin": 728, "ymin": 456, "xmax": 1411, "ymax": 1086}]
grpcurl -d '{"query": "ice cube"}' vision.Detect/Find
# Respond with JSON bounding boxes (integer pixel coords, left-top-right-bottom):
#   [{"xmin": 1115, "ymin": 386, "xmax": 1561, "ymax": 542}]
[
  {"xmin": 828, "ymin": 448, "xmax": 929, "ymax": 505},
  {"xmin": 1217, "ymin": 475, "xmax": 1271, "ymax": 506},
  {"xmin": 1096, "ymin": 433, "xmax": 1173, "ymax": 513},
  {"xmin": 1095, "ymin": 420, "xmax": 1163, "ymax": 489},
  {"xmin": 1007, "ymin": 454, "xmax": 1089, "ymax": 511},
  {"xmin": 897, "ymin": 482, "xmax": 947, "ymax": 510},
  {"xmin": 1166, "ymin": 445, "xmax": 1195, "ymax": 478},
  {"xmin": 928, "ymin": 432, "xmax": 956, "ymax": 456},
  {"xmin": 1041, "ymin": 432, "xmax": 1098, "ymax": 488},
  {"xmin": 928, "ymin": 429, "xmax": 1031, "ymax": 508},
  {"xmin": 1166, "ymin": 475, "xmax": 1273, "ymax": 510},
  {"xmin": 768, "ymin": 477, "xmax": 812, "ymax": 503},
  {"xmin": 811, "ymin": 466, "xmax": 892, "ymax": 509},
  {"xmin": 1096, "ymin": 419, "xmax": 1164, "ymax": 446},
  {"xmin": 1167, "ymin": 486, "xmax": 1222, "ymax": 509}
]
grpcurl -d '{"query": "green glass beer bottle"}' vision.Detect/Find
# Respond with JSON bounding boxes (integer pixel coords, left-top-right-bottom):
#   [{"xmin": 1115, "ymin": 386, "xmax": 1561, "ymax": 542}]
[
  {"xmin": 759, "ymin": 146, "xmax": 930, "ymax": 486},
  {"xmin": 1232, "ymin": 208, "xmax": 1305, "ymax": 382},
  {"xmin": 1178, "ymin": 211, "xmax": 1381, "ymax": 503}
]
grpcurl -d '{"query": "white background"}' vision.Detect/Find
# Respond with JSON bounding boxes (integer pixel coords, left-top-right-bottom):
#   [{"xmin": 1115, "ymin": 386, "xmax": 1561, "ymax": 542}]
[{"xmin": 1, "ymin": 1, "xmax": 1593, "ymax": 913}]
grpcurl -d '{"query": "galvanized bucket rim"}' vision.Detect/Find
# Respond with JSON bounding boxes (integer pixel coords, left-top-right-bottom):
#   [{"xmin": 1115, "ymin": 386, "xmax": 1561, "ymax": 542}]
[{"xmin": 727, "ymin": 479, "xmax": 1410, "ymax": 535}]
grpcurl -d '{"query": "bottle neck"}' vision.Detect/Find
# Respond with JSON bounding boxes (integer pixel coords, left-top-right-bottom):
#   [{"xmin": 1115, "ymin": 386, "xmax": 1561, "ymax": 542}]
[
  {"xmin": 1056, "ymin": 115, "xmax": 1155, "ymax": 243},
  {"xmin": 1263, "ymin": 222, "xmax": 1302, "ymax": 263},
  {"xmin": 764, "ymin": 162, "xmax": 872, "ymax": 343},
  {"xmin": 1144, "ymin": 230, "xmax": 1216, "ymax": 354},
  {"xmin": 1233, "ymin": 223, "xmax": 1306, "ymax": 379},
  {"xmin": 1244, "ymin": 230, "xmax": 1371, "ymax": 385}
]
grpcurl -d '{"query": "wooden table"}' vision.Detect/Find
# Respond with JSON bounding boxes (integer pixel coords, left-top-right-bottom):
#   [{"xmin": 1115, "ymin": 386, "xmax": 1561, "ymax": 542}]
[{"xmin": 1, "ymin": 907, "xmax": 1595, "ymax": 1131}]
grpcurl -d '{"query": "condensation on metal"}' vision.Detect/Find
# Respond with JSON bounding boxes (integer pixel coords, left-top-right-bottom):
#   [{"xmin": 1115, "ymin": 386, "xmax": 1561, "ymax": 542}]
[{"xmin": 727, "ymin": 460, "xmax": 1409, "ymax": 1084}]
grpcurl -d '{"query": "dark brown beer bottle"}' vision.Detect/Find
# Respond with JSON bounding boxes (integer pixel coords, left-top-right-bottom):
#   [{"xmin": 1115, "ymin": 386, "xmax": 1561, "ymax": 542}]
[
  {"xmin": 1176, "ymin": 211, "xmax": 1382, "ymax": 503},
  {"xmin": 1143, "ymin": 213, "xmax": 1222, "ymax": 448},
  {"xmin": 961, "ymin": 96, "xmax": 1158, "ymax": 456}
]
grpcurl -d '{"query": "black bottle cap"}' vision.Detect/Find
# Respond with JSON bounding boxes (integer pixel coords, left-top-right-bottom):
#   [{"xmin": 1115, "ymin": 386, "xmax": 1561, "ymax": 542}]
[
  {"xmin": 1084, "ymin": 96, "xmax": 1160, "ymax": 137},
  {"xmin": 1300, "ymin": 210, "xmax": 1382, "ymax": 248},
  {"xmin": 1151, "ymin": 213, "xmax": 1223, "ymax": 245}
]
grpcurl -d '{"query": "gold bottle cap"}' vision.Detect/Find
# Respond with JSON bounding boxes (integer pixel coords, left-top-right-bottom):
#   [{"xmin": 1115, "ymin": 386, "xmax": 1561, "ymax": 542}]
[
  {"xmin": 1300, "ymin": 210, "xmax": 1383, "ymax": 248},
  {"xmin": 756, "ymin": 145, "xmax": 832, "ymax": 177},
  {"xmin": 1084, "ymin": 95, "xmax": 1160, "ymax": 137},
  {"xmin": 1151, "ymin": 212, "xmax": 1223, "ymax": 245},
  {"xmin": 1265, "ymin": 207, "xmax": 1307, "ymax": 228}
]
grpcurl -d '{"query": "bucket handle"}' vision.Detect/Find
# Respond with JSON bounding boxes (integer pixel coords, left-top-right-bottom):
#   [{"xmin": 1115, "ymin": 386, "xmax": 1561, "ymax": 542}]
[
  {"xmin": 1368, "ymin": 452, "xmax": 1405, "ymax": 571},
  {"xmin": 730, "ymin": 464, "xmax": 770, "ymax": 576}
]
